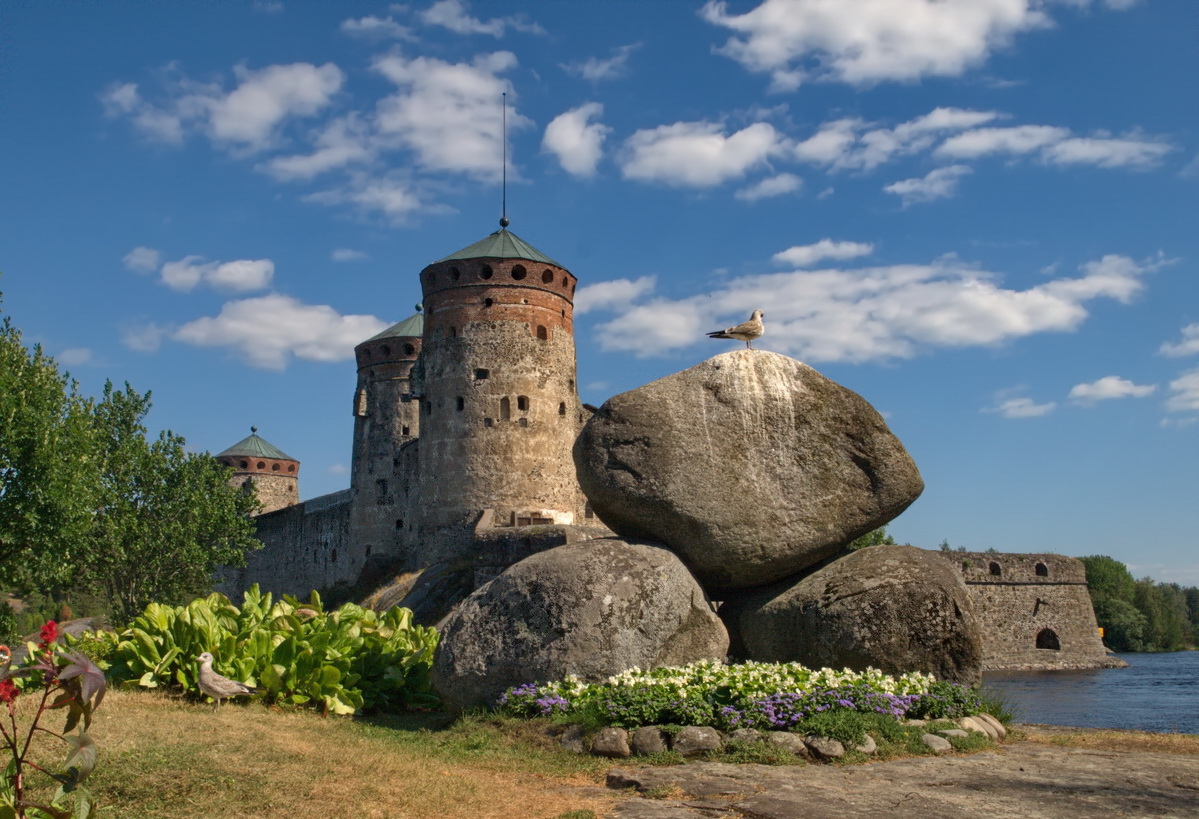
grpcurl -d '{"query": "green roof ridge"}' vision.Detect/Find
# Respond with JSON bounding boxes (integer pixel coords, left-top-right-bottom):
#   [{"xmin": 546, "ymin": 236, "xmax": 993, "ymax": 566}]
[
  {"xmin": 365, "ymin": 311, "xmax": 424, "ymax": 342},
  {"xmin": 437, "ymin": 228, "xmax": 560, "ymax": 266},
  {"xmin": 217, "ymin": 429, "xmax": 295, "ymax": 461}
]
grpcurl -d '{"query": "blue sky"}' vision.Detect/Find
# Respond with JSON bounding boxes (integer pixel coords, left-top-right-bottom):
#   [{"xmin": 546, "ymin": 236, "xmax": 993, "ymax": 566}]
[{"xmin": 2, "ymin": 1, "xmax": 1196, "ymax": 582}]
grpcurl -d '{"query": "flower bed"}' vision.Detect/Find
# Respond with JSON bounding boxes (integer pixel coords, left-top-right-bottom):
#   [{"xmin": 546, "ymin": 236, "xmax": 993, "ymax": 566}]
[{"xmin": 497, "ymin": 660, "xmax": 989, "ymax": 731}]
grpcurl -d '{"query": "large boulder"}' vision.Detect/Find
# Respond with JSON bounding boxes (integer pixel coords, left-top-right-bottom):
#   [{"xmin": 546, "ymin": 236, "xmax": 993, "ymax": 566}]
[
  {"xmin": 432, "ymin": 538, "xmax": 728, "ymax": 713},
  {"xmin": 573, "ymin": 350, "xmax": 923, "ymax": 589},
  {"xmin": 726, "ymin": 545, "xmax": 983, "ymax": 685}
]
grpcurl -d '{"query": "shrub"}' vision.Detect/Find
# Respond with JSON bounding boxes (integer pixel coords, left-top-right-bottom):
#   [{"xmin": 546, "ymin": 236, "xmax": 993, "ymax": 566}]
[
  {"xmin": 99, "ymin": 585, "xmax": 439, "ymax": 715},
  {"xmin": 903, "ymin": 680, "xmax": 984, "ymax": 720}
]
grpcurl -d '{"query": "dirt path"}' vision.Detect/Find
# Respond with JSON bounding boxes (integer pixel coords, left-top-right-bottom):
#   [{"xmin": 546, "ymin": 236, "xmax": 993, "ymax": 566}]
[{"xmin": 605, "ymin": 732, "xmax": 1199, "ymax": 818}]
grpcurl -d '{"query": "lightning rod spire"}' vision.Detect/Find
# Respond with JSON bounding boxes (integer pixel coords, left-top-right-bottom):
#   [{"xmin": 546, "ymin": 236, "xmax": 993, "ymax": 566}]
[{"xmin": 500, "ymin": 92, "xmax": 509, "ymax": 229}]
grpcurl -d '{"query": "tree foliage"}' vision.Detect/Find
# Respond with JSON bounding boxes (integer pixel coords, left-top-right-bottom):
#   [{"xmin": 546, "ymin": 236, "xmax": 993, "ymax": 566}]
[
  {"xmin": 847, "ymin": 526, "xmax": 897, "ymax": 550},
  {"xmin": 1080, "ymin": 555, "xmax": 1198, "ymax": 652},
  {"xmin": 1, "ymin": 296, "xmax": 260, "ymax": 626}
]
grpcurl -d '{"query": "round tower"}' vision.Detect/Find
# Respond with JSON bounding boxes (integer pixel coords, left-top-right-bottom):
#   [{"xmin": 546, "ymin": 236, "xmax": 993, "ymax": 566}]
[
  {"xmin": 216, "ymin": 427, "xmax": 299, "ymax": 514},
  {"xmin": 349, "ymin": 309, "xmax": 424, "ymax": 560},
  {"xmin": 414, "ymin": 222, "xmax": 584, "ymax": 559}
]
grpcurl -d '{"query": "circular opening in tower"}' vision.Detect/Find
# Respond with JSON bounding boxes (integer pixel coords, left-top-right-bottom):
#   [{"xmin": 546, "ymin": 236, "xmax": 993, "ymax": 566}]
[
  {"xmin": 272, "ymin": 463, "xmax": 280, "ymax": 472},
  {"xmin": 511, "ymin": 265, "xmax": 527, "ymax": 280},
  {"xmin": 480, "ymin": 265, "xmax": 493, "ymax": 280},
  {"xmin": 542, "ymin": 269, "xmax": 553, "ymax": 283},
  {"xmin": 404, "ymin": 343, "xmax": 415, "ymax": 355},
  {"xmin": 381, "ymin": 346, "xmax": 390, "ymax": 356},
  {"xmin": 257, "ymin": 461, "xmax": 266, "ymax": 470},
  {"xmin": 288, "ymin": 464, "xmax": 295, "ymax": 473},
  {"xmin": 450, "ymin": 267, "xmax": 461, "ymax": 281},
  {"xmin": 484, "ymin": 298, "xmax": 494, "ymax": 307}
]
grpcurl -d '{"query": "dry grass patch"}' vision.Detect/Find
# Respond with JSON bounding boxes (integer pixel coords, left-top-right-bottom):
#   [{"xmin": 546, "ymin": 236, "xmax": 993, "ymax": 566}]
[
  {"xmin": 1024, "ymin": 727, "xmax": 1199, "ymax": 755},
  {"xmin": 46, "ymin": 690, "xmax": 625, "ymax": 819}
]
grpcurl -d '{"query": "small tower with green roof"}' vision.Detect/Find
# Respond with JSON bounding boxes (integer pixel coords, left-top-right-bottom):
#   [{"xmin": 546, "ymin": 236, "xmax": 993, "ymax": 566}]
[
  {"xmin": 413, "ymin": 220, "xmax": 587, "ymax": 563},
  {"xmin": 217, "ymin": 427, "xmax": 300, "ymax": 514},
  {"xmin": 349, "ymin": 307, "xmax": 424, "ymax": 560}
]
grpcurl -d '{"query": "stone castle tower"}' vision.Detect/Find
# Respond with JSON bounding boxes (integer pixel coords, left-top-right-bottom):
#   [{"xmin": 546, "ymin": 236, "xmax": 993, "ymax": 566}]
[
  {"xmin": 411, "ymin": 222, "xmax": 589, "ymax": 565},
  {"xmin": 216, "ymin": 428, "xmax": 299, "ymax": 514},
  {"xmin": 349, "ymin": 310, "xmax": 424, "ymax": 564}
]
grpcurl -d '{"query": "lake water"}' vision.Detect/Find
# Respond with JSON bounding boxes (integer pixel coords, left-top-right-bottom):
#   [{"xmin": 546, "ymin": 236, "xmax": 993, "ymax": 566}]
[{"xmin": 983, "ymin": 652, "xmax": 1199, "ymax": 734}]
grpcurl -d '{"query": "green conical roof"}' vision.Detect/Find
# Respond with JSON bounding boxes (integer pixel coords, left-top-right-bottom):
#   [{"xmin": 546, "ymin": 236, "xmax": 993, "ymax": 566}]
[
  {"xmin": 217, "ymin": 428, "xmax": 295, "ymax": 461},
  {"xmin": 364, "ymin": 310, "xmax": 424, "ymax": 342},
  {"xmin": 437, "ymin": 227, "xmax": 560, "ymax": 266}
]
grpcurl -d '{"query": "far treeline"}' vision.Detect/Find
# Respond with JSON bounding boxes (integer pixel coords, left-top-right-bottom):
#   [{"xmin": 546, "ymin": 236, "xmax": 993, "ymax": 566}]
[
  {"xmin": 853, "ymin": 531, "xmax": 1199, "ymax": 652},
  {"xmin": 1, "ymin": 294, "xmax": 261, "ymax": 642}
]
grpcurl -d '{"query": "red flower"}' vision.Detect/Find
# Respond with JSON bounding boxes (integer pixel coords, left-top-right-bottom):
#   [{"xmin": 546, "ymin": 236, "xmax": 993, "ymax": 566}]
[
  {"xmin": 39, "ymin": 620, "xmax": 59, "ymax": 648},
  {"xmin": 0, "ymin": 679, "xmax": 17, "ymax": 704}
]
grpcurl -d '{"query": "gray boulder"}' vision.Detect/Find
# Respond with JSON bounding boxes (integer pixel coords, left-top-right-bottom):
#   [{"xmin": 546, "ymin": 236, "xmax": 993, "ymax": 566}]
[
  {"xmin": 671, "ymin": 726, "xmax": 723, "ymax": 757},
  {"xmin": 591, "ymin": 727, "xmax": 632, "ymax": 758},
  {"xmin": 432, "ymin": 538, "xmax": 728, "ymax": 713},
  {"xmin": 573, "ymin": 350, "xmax": 923, "ymax": 589},
  {"xmin": 728, "ymin": 545, "xmax": 983, "ymax": 685}
]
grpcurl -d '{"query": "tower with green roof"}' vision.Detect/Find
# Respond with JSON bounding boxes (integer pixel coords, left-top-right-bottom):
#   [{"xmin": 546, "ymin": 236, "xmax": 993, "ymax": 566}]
[
  {"xmin": 349, "ymin": 307, "xmax": 424, "ymax": 560},
  {"xmin": 412, "ymin": 221, "xmax": 589, "ymax": 563},
  {"xmin": 216, "ymin": 427, "xmax": 300, "ymax": 514}
]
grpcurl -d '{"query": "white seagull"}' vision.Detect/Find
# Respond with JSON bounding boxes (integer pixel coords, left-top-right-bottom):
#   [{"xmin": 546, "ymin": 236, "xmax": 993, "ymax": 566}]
[
  {"xmin": 197, "ymin": 651, "xmax": 257, "ymax": 709},
  {"xmin": 707, "ymin": 310, "xmax": 765, "ymax": 349}
]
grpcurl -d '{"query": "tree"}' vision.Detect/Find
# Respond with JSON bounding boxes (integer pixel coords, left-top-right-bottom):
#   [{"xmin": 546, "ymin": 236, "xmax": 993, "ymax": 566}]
[
  {"xmin": 847, "ymin": 526, "xmax": 897, "ymax": 550},
  {"xmin": 1079, "ymin": 555, "xmax": 1137, "ymax": 603},
  {"xmin": 1091, "ymin": 596, "xmax": 1146, "ymax": 652},
  {"xmin": 77, "ymin": 382, "xmax": 261, "ymax": 622},
  {"xmin": 0, "ymin": 306, "xmax": 99, "ymax": 590}
]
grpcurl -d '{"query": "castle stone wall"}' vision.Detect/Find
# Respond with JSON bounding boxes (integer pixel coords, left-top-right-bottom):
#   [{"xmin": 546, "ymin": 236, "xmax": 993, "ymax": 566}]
[{"xmin": 937, "ymin": 552, "xmax": 1118, "ymax": 670}]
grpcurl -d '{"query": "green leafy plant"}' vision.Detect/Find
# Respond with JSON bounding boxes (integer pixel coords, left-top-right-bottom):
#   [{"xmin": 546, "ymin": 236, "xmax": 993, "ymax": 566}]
[
  {"xmin": 101, "ymin": 585, "xmax": 439, "ymax": 715},
  {"xmin": 1, "ymin": 622, "xmax": 107, "ymax": 818}
]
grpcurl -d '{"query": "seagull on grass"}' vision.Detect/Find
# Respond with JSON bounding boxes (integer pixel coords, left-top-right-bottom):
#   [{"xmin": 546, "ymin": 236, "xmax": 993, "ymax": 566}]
[
  {"xmin": 707, "ymin": 310, "xmax": 765, "ymax": 349},
  {"xmin": 197, "ymin": 652, "xmax": 256, "ymax": 709}
]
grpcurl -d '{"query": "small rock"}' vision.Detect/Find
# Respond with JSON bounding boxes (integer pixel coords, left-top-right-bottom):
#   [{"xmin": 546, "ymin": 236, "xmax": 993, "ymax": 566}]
[
  {"xmin": 803, "ymin": 735, "xmax": 846, "ymax": 760},
  {"xmin": 727, "ymin": 728, "xmax": 764, "ymax": 745},
  {"xmin": 631, "ymin": 726, "xmax": 669, "ymax": 756},
  {"xmin": 765, "ymin": 731, "xmax": 811, "ymax": 757},
  {"xmin": 905, "ymin": 718, "xmax": 928, "ymax": 727},
  {"xmin": 938, "ymin": 729, "xmax": 970, "ymax": 738},
  {"xmin": 592, "ymin": 726, "xmax": 631, "ymax": 758},
  {"xmin": 671, "ymin": 726, "xmax": 723, "ymax": 757},
  {"xmin": 855, "ymin": 735, "xmax": 877, "ymax": 755},
  {"xmin": 976, "ymin": 713, "xmax": 1008, "ymax": 740},
  {"xmin": 560, "ymin": 724, "xmax": 586, "ymax": 754},
  {"xmin": 960, "ymin": 716, "xmax": 999, "ymax": 740},
  {"xmin": 922, "ymin": 733, "xmax": 953, "ymax": 753}
]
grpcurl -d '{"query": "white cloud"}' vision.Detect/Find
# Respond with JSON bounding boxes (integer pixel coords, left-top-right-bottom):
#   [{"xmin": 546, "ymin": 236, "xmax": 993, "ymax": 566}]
[
  {"xmin": 700, "ymin": 0, "xmax": 1051, "ymax": 88},
  {"xmin": 419, "ymin": 0, "xmax": 544, "ymax": 37},
  {"xmin": 260, "ymin": 115, "xmax": 373, "ymax": 181},
  {"xmin": 793, "ymin": 118, "xmax": 862, "ymax": 165},
  {"xmin": 542, "ymin": 103, "xmax": 610, "ymax": 177},
  {"xmin": 1160, "ymin": 324, "xmax": 1199, "ymax": 358},
  {"xmin": 57, "ymin": 348, "xmax": 93, "ymax": 367},
  {"xmin": 563, "ymin": 44, "xmax": 639, "ymax": 81},
  {"xmin": 123, "ymin": 246, "xmax": 162, "ymax": 273},
  {"xmin": 1069, "ymin": 376, "xmax": 1156, "ymax": 403},
  {"xmin": 735, "ymin": 173, "xmax": 802, "ymax": 201},
  {"xmin": 331, "ymin": 248, "xmax": 369, "ymax": 262},
  {"xmin": 574, "ymin": 276, "xmax": 657, "ymax": 315},
  {"xmin": 989, "ymin": 397, "xmax": 1057, "ymax": 418},
  {"xmin": 340, "ymin": 15, "xmax": 414, "ymax": 39},
  {"xmin": 329, "ymin": 463, "xmax": 349, "ymax": 475},
  {"xmin": 773, "ymin": 239, "xmax": 872, "ymax": 267},
  {"xmin": 372, "ymin": 51, "xmax": 528, "ymax": 181},
  {"xmin": 173, "ymin": 294, "xmax": 389, "ymax": 370},
  {"xmin": 582, "ymin": 253, "xmax": 1158, "ymax": 362},
  {"xmin": 121, "ymin": 323, "xmax": 170, "ymax": 352},
  {"xmin": 1166, "ymin": 369, "xmax": 1199, "ymax": 414},
  {"xmin": 158, "ymin": 256, "xmax": 275, "ymax": 292},
  {"xmin": 791, "ymin": 108, "xmax": 998, "ymax": 171},
  {"xmin": 884, "ymin": 165, "xmax": 973, "ymax": 206},
  {"xmin": 937, "ymin": 126, "xmax": 1171, "ymax": 169},
  {"xmin": 102, "ymin": 63, "xmax": 344, "ymax": 152},
  {"xmin": 306, "ymin": 173, "xmax": 426, "ymax": 223},
  {"xmin": 620, "ymin": 121, "xmax": 783, "ymax": 187}
]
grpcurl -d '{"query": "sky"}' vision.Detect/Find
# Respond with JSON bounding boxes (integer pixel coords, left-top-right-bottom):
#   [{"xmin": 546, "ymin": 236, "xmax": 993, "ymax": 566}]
[{"xmin": 2, "ymin": 1, "xmax": 1197, "ymax": 583}]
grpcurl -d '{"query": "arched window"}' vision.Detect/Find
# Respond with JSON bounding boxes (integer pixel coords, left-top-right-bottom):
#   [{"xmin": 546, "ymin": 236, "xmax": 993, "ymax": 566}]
[
  {"xmin": 1035, "ymin": 562, "xmax": 1049, "ymax": 577},
  {"xmin": 536, "ymin": 325, "xmax": 548, "ymax": 341},
  {"xmin": 517, "ymin": 395, "xmax": 529, "ymax": 412},
  {"xmin": 499, "ymin": 396, "xmax": 511, "ymax": 420},
  {"xmin": 511, "ymin": 265, "xmax": 527, "ymax": 280},
  {"xmin": 989, "ymin": 562, "xmax": 1002, "ymax": 577},
  {"xmin": 1036, "ymin": 628, "xmax": 1060, "ymax": 650},
  {"xmin": 480, "ymin": 264, "xmax": 493, "ymax": 280}
]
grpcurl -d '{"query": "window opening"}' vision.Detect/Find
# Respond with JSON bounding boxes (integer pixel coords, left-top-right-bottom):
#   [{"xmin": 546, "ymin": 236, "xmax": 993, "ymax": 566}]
[
  {"xmin": 1035, "ymin": 562, "xmax": 1049, "ymax": 577},
  {"xmin": 989, "ymin": 562, "xmax": 1002, "ymax": 577},
  {"xmin": 1035, "ymin": 628, "xmax": 1061, "ymax": 650},
  {"xmin": 536, "ymin": 325, "xmax": 548, "ymax": 340},
  {"xmin": 511, "ymin": 265, "xmax": 527, "ymax": 280},
  {"xmin": 542, "ymin": 269, "xmax": 554, "ymax": 283},
  {"xmin": 500, "ymin": 396, "xmax": 511, "ymax": 420},
  {"xmin": 475, "ymin": 368, "xmax": 490, "ymax": 380},
  {"xmin": 404, "ymin": 343, "xmax": 415, "ymax": 355},
  {"xmin": 517, "ymin": 395, "xmax": 529, "ymax": 411},
  {"xmin": 456, "ymin": 396, "xmax": 465, "ymax": 411},
  {"xmin": 480, "ymin": 265, "xmax": 493, "ymax": 280},
  {"xmin": 484, "ymin": 298, "xmax": 494, "ymax": 307},
  {"xmin": 559, "ymin": 402, "xmax": 566, "ymax": 415},
  {"xmin": 450, "ymin": 267, "xmax": 461, "ymax": 281}
]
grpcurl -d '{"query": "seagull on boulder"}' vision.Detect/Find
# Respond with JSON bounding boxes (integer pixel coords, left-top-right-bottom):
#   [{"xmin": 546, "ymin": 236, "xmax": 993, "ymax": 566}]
[
  {"xmin": 197, "ymin": 651, "xmax": 257, "ymax": 709},
  {"xmin": 707, "ymin": 310, "xmax": 765, "ymax": 349}
]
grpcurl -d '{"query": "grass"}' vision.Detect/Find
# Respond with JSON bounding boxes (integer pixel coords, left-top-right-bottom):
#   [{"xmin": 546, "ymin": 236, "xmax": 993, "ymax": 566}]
[
  {"xmin": 17, "ymin": 690, "xmax": 620, "ymax": 819},
  {"xmin": 1022, "ymin": 728, "xmax": 1199, "ymax": 755}
]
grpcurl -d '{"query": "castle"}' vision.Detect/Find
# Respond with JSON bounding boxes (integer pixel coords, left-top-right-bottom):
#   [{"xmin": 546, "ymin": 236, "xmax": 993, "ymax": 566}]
[
  {"xmin": 217, "ymin": 221, "xmax": 603, "ymax": 603},
  {"xmin": 216, "ymin": 222, "xmax": 1116, "ymax": 672}
]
